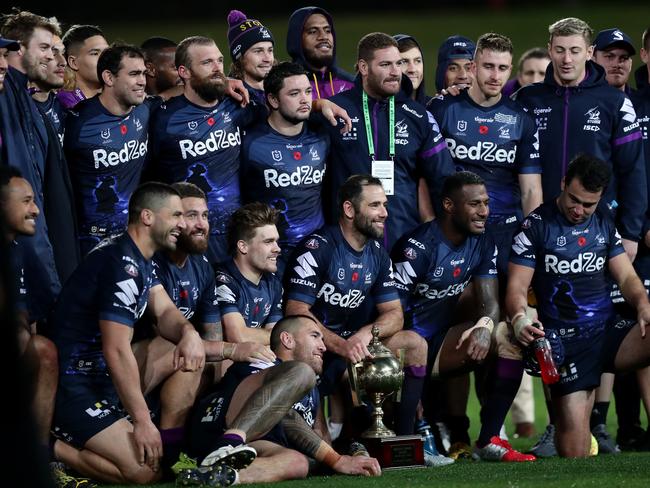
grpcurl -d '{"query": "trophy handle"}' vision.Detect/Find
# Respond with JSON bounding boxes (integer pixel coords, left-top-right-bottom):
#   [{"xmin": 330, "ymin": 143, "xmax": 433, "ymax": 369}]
[{"xmin": 347, "ymin": 361, "xmax": 366, "ymax": 407}]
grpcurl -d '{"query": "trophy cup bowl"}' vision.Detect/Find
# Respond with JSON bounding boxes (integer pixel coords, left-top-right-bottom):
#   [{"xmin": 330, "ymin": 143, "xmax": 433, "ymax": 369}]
[{"xmin": 348, "ymin": 325, "xmax": 423, "ymax": 468}]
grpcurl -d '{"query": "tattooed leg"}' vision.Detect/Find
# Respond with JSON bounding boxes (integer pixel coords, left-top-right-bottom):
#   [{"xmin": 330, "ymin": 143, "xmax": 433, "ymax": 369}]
[{"xmin": 225, "ymin": 361, "xmax": 316, "ymax": 440}]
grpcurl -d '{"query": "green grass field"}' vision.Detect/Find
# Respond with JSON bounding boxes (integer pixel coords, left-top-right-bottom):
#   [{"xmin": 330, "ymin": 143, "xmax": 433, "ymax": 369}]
[{"xmin": 98, "ymin": 377, "xmax": 650, "ymax": 487}]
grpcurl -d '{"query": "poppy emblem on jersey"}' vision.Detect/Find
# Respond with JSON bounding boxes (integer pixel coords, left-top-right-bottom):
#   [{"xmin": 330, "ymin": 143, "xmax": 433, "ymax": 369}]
[
  {"xmin": 120, "ymin": 125, "xmax": 127, "ymax": 135},
  {"xmin": 352, "ymin": 272, "xmax": 359, "ymax": 282},
  {"xmin": 207, "ymin": 117, "xmax": 215, "ymax": 126},
  {"xmin": 293, "ymin": 151, "xmax": 302, "ymax": 160},
  {"xmin": 404, "ymin": 247, "xmax": 417, "ymax": 260},
  {"xmin": 479, "ymin": 125, "xmax": 488, "ymax": 135},
  {"xmin": 180, "ymin": 289, "xmax": 189, "ymax": 299},
  {"xmin": 453, "ymin": 267, "xmax": 461, "ymax": 278},
  {"xmin": 578, "ymin": 236, "xmax": 587, "ymax": 247},
  {"xmin": 434, "ymin": 266, "xmax": 444, "ymax": 278}
]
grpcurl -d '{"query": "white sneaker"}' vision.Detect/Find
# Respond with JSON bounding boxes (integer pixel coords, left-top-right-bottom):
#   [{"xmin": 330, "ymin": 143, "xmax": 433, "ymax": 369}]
[{"xmin": 201, "ymin": 445, "xmax": 257, "ymax": 469}]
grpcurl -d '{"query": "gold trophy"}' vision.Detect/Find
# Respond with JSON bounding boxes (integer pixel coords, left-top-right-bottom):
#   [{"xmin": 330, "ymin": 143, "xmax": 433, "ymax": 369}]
[{"xmin": 348, "ymin": 325, "xmax": 424, "ymax": 468}]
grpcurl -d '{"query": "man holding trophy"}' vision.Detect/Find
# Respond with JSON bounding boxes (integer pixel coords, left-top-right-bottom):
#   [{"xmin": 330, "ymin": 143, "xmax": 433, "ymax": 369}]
[{"xmin": 284, "ymin": 175, "xmax": 429, "ymax": 465}]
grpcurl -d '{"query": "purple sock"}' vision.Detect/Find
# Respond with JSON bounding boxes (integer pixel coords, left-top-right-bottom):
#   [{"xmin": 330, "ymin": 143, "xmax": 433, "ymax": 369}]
[
  {"xmin": 222, "ymin": 433, "xmax": 244, "ymax": 446},
  {"xmin": 477, "ymin": 358, "xmax": 523, "ymax": 447}
]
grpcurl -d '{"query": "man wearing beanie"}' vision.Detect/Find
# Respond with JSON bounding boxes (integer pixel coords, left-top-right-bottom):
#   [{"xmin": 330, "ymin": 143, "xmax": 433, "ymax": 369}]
[
  {"xmin": 435, "ymin": 35, "xmax": 475, "ymax": 94},
  {"xmin": 287, "ymin": 6, "xmax": 354, "ymax": 99},
  {"xmin": 226, "ymin": 10, "xmax": 274, "ymax": 106}
]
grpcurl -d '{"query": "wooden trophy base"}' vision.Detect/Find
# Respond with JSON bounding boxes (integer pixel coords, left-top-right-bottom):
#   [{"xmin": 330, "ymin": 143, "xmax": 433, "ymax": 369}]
[{"xmin": 364, "ymin": 435, "xmax": 425, "ymax": 470}]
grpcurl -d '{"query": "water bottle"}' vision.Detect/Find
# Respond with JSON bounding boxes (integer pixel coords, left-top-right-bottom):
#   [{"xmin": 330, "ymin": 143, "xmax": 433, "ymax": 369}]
[{"xmin": 533, "ymin": 337, "xmax": 560, "ymax": 384}]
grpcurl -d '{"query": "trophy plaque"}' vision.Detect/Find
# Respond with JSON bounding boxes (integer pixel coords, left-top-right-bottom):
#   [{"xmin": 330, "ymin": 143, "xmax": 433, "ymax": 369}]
[{"xmin": 348, "ymin": 326, "xmax": 425, "ymax": 469}]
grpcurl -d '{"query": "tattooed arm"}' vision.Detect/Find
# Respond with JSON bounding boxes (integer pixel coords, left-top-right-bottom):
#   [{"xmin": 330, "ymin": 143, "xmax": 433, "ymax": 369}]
[{"xmin": 281, "ymin": 410, "xmax": 381, "ymax": 476}]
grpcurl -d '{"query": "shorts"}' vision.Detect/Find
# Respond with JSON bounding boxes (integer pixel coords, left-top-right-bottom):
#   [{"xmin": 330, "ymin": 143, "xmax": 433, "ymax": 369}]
[
  {"xmin": 549, "ymin": 317, "xmax": 635, "ymax": 397},
  {"xmin": 318, "ymin": 352, "xmax": 349, "ymax": 397},
  {"xmin": 485, "ymin": 220, "xmax": 519, "ymax": 294},
  {"xmin": 52, "ymin": 376, "xmax": 125, "ymax": 448},
  {"xmin": 187, "ymin": 389, "xmax": 233, "ymax": 460},
  {"xmin": 426, "ymin": 329, "xmax": 449, "ymax": 378}
]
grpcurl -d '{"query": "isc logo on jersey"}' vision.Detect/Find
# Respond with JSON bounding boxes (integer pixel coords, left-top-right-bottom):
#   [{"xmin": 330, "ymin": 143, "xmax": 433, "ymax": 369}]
[
  {"xmin": 179, "ymin": 127, "xmax": 241, "ymax": 159},
  {"xmin": 446, "ymin": 139, "xmax": 516, "ymax": 164},
  {"xmin": 544, "ymin": 252, "xmax": 605, "ymax": 274},
  {"xmin": 264, "ymin": 165, "xmax": 325, "ymax": 188},
  {"xmin": 93, "ymin": 139, "xmax": 148, "ymax": 168},
  {"xmin": 415, "ymin": 279, "xmax": 470, "ymax": 300},
  {"xmin": 317, "ymin": 283, "xmax": 365, "ymax": 308}
]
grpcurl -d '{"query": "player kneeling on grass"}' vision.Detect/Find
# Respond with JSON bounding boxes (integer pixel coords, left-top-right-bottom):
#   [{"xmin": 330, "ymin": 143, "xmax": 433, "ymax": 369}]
[
  {"xmin": 180, "ymin": 315, "xmax": 381, "ymax": 486},
  {"xmin": 391, "ymin": 171, "xmax": 535, "ymax": 462},
  {"xmin": 506, "ymin": 154, "xmax": 650, "ymax": 457}
]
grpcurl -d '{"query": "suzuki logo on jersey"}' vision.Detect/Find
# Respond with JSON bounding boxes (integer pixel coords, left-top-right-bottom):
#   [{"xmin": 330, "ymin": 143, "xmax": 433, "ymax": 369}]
[
  {"xmin": 263, "ymin": 166, "xmax": 325, "ymax": 188},
  {"xmin": 394, "ymin": 261, "xmax": 417, "ymax": 285},
  {"xmin": 415, "ymin": 279, "xmax": 470, "ymax": 300},
  {"xmin": 446, "ymin": 139, "xmax": 516, "ymax": 164},
  {"xmin": 93, "ymin": 139, "xmax": 148, "ymax": 168},
  {"xmin": 544, "ymin": 252, "xmax": 606, "ymax": 274},
  {"xmin": 216, "ymin": 284, "xmax": 236, "ymax": 303},
  {"xmin": 114, "ymin": 278, "xmax": 139, "ymax": 307},
  {"xmin": 178, "ymin": 127, "xmax": 241, "ymax": 159},
  {"xmin": 317, "ymin": 284, "xmax": 365, "ymax": 308},
  {"xmin": 294, "ymin": 252, "xmax": 318, "ymax": 278}
]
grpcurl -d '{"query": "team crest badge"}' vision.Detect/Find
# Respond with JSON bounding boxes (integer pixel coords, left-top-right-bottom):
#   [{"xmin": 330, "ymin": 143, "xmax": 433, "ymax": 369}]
[
  {"xmin": 557, "ymin": 236, "xmax": 566, "ymax": 247},
  {"xmin": 188, "ymin": 121, "xmax": 198, "ymax": 131},
  {"xmin": 124, "ymin": 264, "xmax": 138, "ymax": 277},
  {"xmin": 457, "ymin": 120, "xmax": 467, "ymax": 132},
  {"xmin": 434, "ymin": 266, "xmax": 444, "ymax": 278},
  {"xmin": 404, "ymin": 247, "xmax": 417, "ymax": 260},
  {"xmin": 338, "ymin": 268, "xmax": 345, "ymax": 280},
  {"xmin": 272, "ymin": 150, "xmax": 283, "ymax": 162},
  {"xmin": 305, "ymin": 238, "xmax": 319, "ymax": 250},
  {"xmin": 100, "ymin": 129, "xmax": 111, "ymax": 139}
]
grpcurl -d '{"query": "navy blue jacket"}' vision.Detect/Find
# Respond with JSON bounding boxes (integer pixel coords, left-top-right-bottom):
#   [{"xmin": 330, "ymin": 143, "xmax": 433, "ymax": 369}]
[
  {"xmin": 316, "ymin": 77, "xmax": 454, "ymax": 249},
  {"xmin": 0, "ymin": 67, "xmax": 61, "ymax": 321},
  {"xmin": 515, "ymin": 61, "xmax": 646, "ymax": 241}
]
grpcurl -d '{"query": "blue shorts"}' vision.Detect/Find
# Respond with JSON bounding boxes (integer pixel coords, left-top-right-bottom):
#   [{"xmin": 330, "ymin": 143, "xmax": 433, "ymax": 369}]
[
  {"xmin": 318, "ymin": 352, "xmax": 348, "ymax": 397},
  {"xmin": 549, "ymin": 317, "xmax": 635, "ymax": 397},
  {"xmin": 188, "ymin": 388, "xmax": 232, "ymax": 460},
  {"xmin": 52, "ymin": 376, "xmax": 126, "ymax": 448}
]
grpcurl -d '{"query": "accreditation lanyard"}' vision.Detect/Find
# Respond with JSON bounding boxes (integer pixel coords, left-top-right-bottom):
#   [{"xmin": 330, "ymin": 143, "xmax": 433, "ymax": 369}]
[{"xmin": 362, "ymin": 91, "xmax": 395, "ymax": 160}]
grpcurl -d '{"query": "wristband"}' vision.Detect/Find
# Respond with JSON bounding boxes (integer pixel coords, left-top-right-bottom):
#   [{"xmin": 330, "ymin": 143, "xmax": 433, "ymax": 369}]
[
  {"xmin": 512, "ymin": 314, "xmax": 533, "ymax": 341},
  {"xmin": 316, "ymin": 442, "xmax": 342, "ymax": 468}
]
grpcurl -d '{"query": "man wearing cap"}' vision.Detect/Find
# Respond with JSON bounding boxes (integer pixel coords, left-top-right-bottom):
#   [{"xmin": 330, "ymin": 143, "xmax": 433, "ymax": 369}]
[
  {"xmin": 287, "ymin": 7, "xmax": 354, "ymax": 99},
  {"xmin": 515, "ymin": 18, "xmax": 645, "ymax": 263},
  {"xmin": 593, "ymin": 28, "xmax": 636, "ymax": 94},
  {"xmin": 435, "ymin": 35, "xmax": 476, "ymax": 94},
  {"xmin": 226, "ymin": 10, "xmax": 275, "ymax": 106},
  {"xmin": 0, "ymin": 35, "xmax": 20, "ymax": 101}
]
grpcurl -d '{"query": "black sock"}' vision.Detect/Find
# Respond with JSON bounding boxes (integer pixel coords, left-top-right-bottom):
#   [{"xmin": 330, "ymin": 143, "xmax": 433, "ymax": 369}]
[
  {"xmin": 395, "ymin": 365, "xmax": 426, "ymax": 435},
  {"xmin": 546, "ymin": 400, "xmax": 556, "ymax": 425},
  {"xmin": 614, "ymin": 372, "xmax": 641, "ymax": 434},
  {"xmin": 442, "ymin": 414, "xmax": 471, "ymax": 445},
  {"xmin": 591, "ymin": 402, "xmax": 610, "ymax": 428},
  {"xmin": 477, "ymin": 358, "xmax": 523, "ymax": 447}
]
